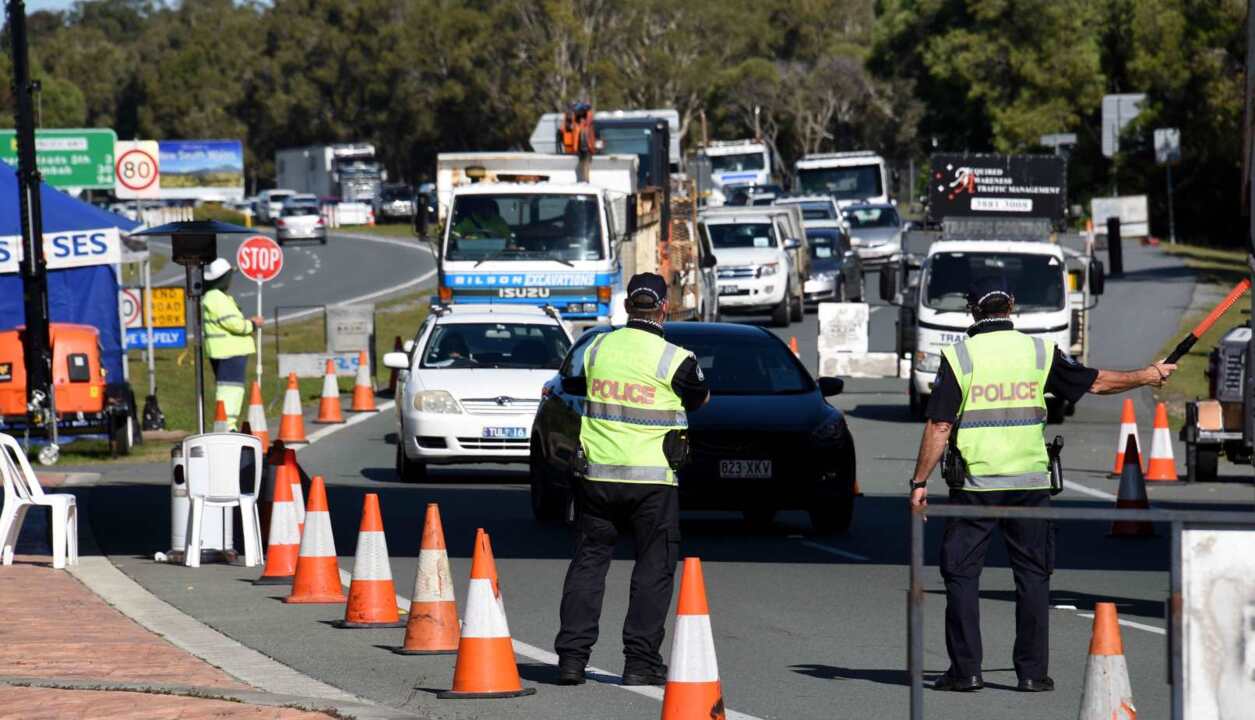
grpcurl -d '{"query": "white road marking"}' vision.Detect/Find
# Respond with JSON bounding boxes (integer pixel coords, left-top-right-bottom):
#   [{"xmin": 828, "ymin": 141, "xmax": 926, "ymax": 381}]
[
  {"xmin": 1063, "ymin": 479, "xmax": 1117, "ymax": 501},
  {"xmin": 334, "ymin": 566, "xmax": 764, "ymax": 719},
  {"xmin": 270, "ymin": 282, "xmax": 286, "ymax": 289},
  {"xmin": 1075, "ymin": 611, "xmax": 1166, "ymax": 636},
  {"xmin": 799, "ymin": 540, "xmax": 871, "ymax": 562},
  {"xmin": 296, "ymin": 401, "xmax": 396, "ymax": 447}
]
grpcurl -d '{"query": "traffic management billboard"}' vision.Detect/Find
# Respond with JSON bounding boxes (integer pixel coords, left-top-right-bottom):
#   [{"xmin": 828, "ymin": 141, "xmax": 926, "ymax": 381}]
[
  {"xmin": 158, "ymin": 140, "xmax": 244, "ymax": 201},
  {"xmin": 0, "ymin": 128, "xmax": 117, "ymax": 189},
  {"xmin": 928, "ymin": 154, "xmax": 1066, "ymax": 224}
]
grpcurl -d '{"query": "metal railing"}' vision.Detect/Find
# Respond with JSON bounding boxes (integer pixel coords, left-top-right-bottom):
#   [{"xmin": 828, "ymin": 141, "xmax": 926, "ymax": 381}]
[{"xmin": 908, "ymin": 504, "xmax": 1255, "ymax": 720}]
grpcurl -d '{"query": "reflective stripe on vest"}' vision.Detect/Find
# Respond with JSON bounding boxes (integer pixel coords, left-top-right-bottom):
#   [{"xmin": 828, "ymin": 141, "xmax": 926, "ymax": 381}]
[
  {"xmin": 941, "ymin": 330, "xmax": 1053, "ymax": 491},
  {"xmin": 579, "ymin": 328, "xmax": 691, "ymax": 487}
]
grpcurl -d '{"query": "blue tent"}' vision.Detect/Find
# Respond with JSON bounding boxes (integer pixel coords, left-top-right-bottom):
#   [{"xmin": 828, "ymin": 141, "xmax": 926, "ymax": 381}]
[{"xmin": 0, "ymin": 164, "xmax": 140, "ymax": 383}]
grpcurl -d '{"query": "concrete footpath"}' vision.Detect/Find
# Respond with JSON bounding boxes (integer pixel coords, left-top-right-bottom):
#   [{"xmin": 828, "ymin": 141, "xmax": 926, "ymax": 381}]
[{"xmin": 0, "ymin": 555, "xmax": 335, "ymax": 720}]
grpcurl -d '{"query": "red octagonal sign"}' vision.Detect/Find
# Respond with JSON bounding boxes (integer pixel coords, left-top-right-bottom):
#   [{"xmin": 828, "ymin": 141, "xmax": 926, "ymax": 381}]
[{"xmin": 236, "ymin": 235, "xmax": 283, "ymax": 283}]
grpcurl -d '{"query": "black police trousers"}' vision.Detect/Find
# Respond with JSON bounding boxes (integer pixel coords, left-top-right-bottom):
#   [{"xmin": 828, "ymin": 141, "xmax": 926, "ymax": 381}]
[
  {"xmin": 939, "ymin": 489, "xmax": 1055, "ymax": 681},
  {"xmin": 555, "ymin": 479, "xmax": 680, "ymax": 672}
]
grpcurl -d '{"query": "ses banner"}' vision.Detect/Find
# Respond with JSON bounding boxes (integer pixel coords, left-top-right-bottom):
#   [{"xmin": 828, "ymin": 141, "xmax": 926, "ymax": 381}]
[
  {"xmin": 159, "ymin": 140, "xmax": 244, "ymax": 201},
  {"xmin": 0, "ymin": 227, "xmax": 121, "ymax": 274}
]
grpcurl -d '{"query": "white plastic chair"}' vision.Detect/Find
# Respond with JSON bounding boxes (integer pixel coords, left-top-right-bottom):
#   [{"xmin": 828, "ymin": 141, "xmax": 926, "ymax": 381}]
[
  {"xmin": 0, "ymin": 434, "xmax": 78, "ymax": 569},
  {"xmin": 183, "ymin": 433, "xmax": 264, "ymax": 568}
]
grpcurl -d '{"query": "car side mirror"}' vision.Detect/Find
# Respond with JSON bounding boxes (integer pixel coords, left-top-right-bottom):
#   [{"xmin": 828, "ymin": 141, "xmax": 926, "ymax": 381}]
[
  {"xmin": 383, "ymin": 352, "xmax": 409, "ymax": 370},
  {"xmin": 701, "ymin": 252, "xmax": 718, "ymax": 269},
  {"xmin": 879, "ymin": 266, "xmax": 897, "ymax": 302},
  {"xmin": 783, "ymin": 237, "xmax": 801, "ymax": 250},
  {"xmin": 1089, "ymin": 259, "xmax": 1105, "ymax": 296},
  {"xmin": 817, "ymin": 376, "xmax": 844, "ymax": 396}
]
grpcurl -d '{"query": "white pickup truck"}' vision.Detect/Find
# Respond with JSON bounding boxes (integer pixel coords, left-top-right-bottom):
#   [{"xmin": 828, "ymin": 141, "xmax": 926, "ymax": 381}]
[{"xmin": 698, "ymin": 205, "xmax": 809, "ymax": 327}]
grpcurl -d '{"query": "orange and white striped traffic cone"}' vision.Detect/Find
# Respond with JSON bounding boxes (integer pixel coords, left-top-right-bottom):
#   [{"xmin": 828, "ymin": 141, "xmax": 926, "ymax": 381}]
[
  {"xmin": 437, "ymin": 529, "xmax": 536, "ymax": 699},
  {"xmin": 278, "ymin": 447, "xmax": 306, "ymax": 533},
  {"xmin": 1145, "ymin": 402, "xmax": 1179, "ymax": 482},
  {"xmin": 254, "ymin": 467, "xmax": 300, "ymax": 585},
  {"xmin": 661, "ymin": 557, "xmax": 726, "ymax": 720},
  {"xmin": 246, "ymin": 381, "xmax": 269, "ymax": 451},
  {"xmin": 213, "ymin": 400, "xmax": 230, "ymax": 433},
  {"xmin": 1078, "ymin": 603, "xmax": 1136, "ymax": 720},
  {"xmin": 394, "ymin": 503, "xmax": 459, "ymax": 655},
  {"xmin": 349, "ymin": 350, "xmax": 378, "ymax": 413},
  {"xmin": 1110, "ymin": 398, "xmax": 1143, "ymax": 475},
  {"xmin": 789, "ymin": 336, "xmax": 800, "ymax": 357},
  {"xmin": 284, "ymin": 475, "xmax": 346, "ymax": 604},
  {"xmin": 314, "ymin": 359, "xmax": 345, "ymax": 424},
  {"xmin": 277, "ymin": 372, "xmax": 308, "ymax": 444},
  {"xmin": 335, "ymin": 494, "xmax": 405, "ymax": 628}
]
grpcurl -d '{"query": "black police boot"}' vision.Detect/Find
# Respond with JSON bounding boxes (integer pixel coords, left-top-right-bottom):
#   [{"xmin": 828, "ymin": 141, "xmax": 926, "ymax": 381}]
[
  {"xmin": 622, "ymin": 664, "xmax": 667, "ymax": 686},
  {"xmin": 932, "ymin": 673, "xmax": 984, "ymax": 692},
  {"xmin": 557, "ymin": 658, "xmax": 586, "ymax": 686},
  {"xmin": 1017, "ymin": 676, "xmax": 1055, "ymax": 692}
]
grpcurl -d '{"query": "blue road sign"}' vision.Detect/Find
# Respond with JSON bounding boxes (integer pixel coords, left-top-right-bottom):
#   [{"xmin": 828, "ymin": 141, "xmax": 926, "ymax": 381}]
[{"xmin": 125, "ymin": 327, "xmax": 186, "ymax": 349}]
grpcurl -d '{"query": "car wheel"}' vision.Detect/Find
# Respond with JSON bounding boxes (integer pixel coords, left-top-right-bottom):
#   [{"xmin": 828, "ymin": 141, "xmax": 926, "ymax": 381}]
[
  {"xmin": 810, "ymin": 439, "xmax": 856, "ymax": 535},
  {"xmin": 530, "ymin": 436, "xmax": 565, "ymax": 524},
  {"xmin": 790, "ymin": 290, "xmax": 804, "ymax": 322},
  {"xmin": 836, "ymin": 278, "xmax": 847, "ymax": 303},
  {"xmin": 319, "ymin": 235, "xmax": 327, "ymax": 245},
  {"xmin": 908, "ymin": 383, "xmax": 925, "ymax": 420},
  {"xmin": 771, "ymin": 293, "xmax": 790, "ymax": 327},
  {"xmin": 394, "ymin": 441, "xmax": 427, "ymax": 483}
]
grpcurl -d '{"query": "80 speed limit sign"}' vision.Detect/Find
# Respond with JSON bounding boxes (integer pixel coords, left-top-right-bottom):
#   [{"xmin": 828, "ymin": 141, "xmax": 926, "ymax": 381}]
[{"xmin": 114, "ymin": 140, "xmax": 160, "ymax": 199}]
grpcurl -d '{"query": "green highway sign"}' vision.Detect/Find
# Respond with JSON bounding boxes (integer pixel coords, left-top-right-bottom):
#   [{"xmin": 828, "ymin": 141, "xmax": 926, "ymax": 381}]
[{"xmin": 0, "ymin": 128, "xmax": 118, "ymax": 189}]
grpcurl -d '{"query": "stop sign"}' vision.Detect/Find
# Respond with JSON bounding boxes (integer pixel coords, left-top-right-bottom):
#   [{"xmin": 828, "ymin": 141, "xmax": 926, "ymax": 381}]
[{"xmin": 236, "ymin": 235, "xmax": 283, "ymax": 282}]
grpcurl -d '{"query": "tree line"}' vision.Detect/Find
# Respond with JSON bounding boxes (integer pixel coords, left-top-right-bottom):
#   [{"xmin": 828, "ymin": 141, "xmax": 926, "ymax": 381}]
[{"xmin": 0, "ymin": 0, "xmax": 1247, "ymax": 243}]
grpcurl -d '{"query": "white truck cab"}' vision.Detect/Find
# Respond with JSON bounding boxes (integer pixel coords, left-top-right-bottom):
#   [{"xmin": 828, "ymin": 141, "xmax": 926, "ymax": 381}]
[
  {"xmin": 795, "ymin": 151, "xmax": 892, "ymax": 208},
  {"xmin": 700, "ymin": 140, "xmax": 772, "ymax": 189}
]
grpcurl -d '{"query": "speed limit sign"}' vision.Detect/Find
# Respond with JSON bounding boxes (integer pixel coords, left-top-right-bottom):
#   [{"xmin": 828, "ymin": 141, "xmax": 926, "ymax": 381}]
[{"xmin": 114, "ymin": 140, "xmax": 160, "ymax": 199}]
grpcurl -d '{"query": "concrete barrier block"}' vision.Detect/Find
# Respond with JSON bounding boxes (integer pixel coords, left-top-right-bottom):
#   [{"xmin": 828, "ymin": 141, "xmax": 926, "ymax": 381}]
[
  {"xmin": 819, "ymin": 351, "xmax": 901, "ymax": 378},
  {"xmin": 817, "ymin": 302, "xmax": 869, "ymax": 353}
]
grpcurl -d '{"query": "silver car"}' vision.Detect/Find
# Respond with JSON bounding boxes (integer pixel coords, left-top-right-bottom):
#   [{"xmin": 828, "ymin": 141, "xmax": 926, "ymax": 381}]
[{"xmin": 275, "ymin": 203, "xmax": 326, "ymax": 245}]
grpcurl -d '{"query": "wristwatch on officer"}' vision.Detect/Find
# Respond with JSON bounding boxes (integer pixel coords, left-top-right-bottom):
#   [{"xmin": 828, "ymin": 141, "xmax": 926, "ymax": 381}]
[{"xmin": 909, "ymin": 479, "xmax": 927, "ymax": 491}]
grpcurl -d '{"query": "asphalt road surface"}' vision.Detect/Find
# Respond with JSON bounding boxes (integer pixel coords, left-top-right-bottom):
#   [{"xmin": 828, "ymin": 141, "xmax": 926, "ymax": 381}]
[{"xmin": 85, "ymin": 242, "xmax": 1255, "ymax": 719}]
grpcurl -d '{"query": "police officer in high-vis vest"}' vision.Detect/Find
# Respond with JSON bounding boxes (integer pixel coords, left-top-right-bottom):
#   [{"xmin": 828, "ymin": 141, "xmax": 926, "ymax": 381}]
[
  {"xmin": 909, "ymin": 275, "xmax": 1175, "ymax": 693},
  {"xmin": 202, "ymin": 258, "xmax": 264, "ymax": 430},
  {"xmin": 555, "ymin": 272, "xmax": 710, "ymax": 687}
]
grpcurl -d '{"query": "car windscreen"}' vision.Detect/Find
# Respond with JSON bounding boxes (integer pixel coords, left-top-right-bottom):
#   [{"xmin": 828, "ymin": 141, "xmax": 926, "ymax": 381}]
[
  {"xmin": 797, "ymin": 164, "xmax": 882, "ymax": 200},
  {"xmin": 381, "ymin": 188, "xmax": 411, "ymax": 201},
  {"xmin": 281, "ymin": 204, "xmax": 319, "ymax": 217},
  {"xmin": 705, "ymin": 222, "xmax": 776, "ymax": 249},
  {"xmin": 446, "ymin": 193, "xmax": 604, "ymax": 262},
  {"xmin": 708, "ymin": 152, "xmax": 765, "ymax": 173},
  {"xmin": 805, "ymin": 229, "xmax": 841, "ymax": 262},
  {"xmin": 422, "ymin": 322, "xmax": 570, "ymax": 369},
  {"xmin": 844, "ymin": 206, "xmax": 899, "ymax": 229},
  {"xmin": 924, "ymin": 253, "xmax": 1066, "ymax": 313},
  {"xmin": 800, "ymin": 205, "xmax": 835, "ymax": 220}
]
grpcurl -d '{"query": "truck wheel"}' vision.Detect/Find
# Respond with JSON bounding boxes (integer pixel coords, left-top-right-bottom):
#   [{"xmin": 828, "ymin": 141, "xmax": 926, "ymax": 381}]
[
  {"xmin": 771, "ymin": 294, "xmax": 790, "ymax": 327},
  {"xmin": 790, "ymin": 290, "xmax": 804, "ymax": 322},
  {"xmin": 1187, "ymin": 442, "xmax": 1219, "ymax": 483},
  {"xmin": 394, "ymin": 442, "xmax": 427, "ymax": 483},
  {"xmin": 1046, "ymin": 398, "xmax": 1066, "ymax": 424}
]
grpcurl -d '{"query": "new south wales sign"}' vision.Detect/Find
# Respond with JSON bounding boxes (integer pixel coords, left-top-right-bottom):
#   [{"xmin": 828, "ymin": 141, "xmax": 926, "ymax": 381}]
[{"xmin": 0, "ymin": 128, "xmax": 117, "ymax": 189}]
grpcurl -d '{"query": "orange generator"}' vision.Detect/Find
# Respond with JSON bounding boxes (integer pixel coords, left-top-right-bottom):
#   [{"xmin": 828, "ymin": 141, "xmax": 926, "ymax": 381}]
[{"xmin": 0, "ymin": 323, "xmax": 132, "ymax": 456}]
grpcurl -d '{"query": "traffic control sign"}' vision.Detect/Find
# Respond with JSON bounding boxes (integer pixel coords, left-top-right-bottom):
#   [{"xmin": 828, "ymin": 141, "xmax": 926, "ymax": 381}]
[
  {"xmin": 119, "ymin": 288, "xmax": 143, "ymax": 328},
  {"xmin": 114, "ymin": 140, "xmax": 160, "ymax": 199},
  {"xmin": 236, "ymin": 235, "xmax": 283, "ymax": 282}
]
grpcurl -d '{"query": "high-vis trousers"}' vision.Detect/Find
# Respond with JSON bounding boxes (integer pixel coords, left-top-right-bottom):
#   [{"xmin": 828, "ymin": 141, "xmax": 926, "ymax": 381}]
[
  {"xmin": 940, "ymin": 488, "xmax": 1055, "ymax": 681},
  {"xmin": 556, "ymin": 479, "xmax": 680, "ymax": 672},
  {"xmin": 210, "ymin": 355, "xmax": 248, "ymax": 430}
]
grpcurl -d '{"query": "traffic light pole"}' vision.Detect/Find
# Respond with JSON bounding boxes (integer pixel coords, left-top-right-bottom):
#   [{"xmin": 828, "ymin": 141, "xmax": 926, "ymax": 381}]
[{"xmin": 7, "ymin": 0, "xmax": 59, "ymax": 461}]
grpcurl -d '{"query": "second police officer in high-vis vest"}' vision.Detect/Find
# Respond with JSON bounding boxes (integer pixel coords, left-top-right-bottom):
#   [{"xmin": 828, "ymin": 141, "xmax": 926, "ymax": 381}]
[
  {"xmin": 202, "ymin": 258, "xmax": 264, "ymax": 430},
  {"xmin": 555, "ymin": 272, "xmax": 710, "ymax": 687},
  {"xmin": 908, "ymin": 275, "xmax": 1175, "ymax": 694}
]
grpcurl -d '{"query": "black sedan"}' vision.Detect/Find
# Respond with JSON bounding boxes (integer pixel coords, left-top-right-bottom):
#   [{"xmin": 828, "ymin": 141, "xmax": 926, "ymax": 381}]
[{"xmin": 529, "ymin": 322, "xmax": 857, "ymax": 534}]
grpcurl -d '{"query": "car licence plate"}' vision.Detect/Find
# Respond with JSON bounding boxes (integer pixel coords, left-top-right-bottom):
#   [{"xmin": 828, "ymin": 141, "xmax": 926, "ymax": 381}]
[
  {"xmin": 719, "ymin": 285, "xmax": 740, "ymax": 295},
  {"xmin": 482, "ymin": 427, "xmax": 527, "ymax": 439},
  {"xmin": 719, "ymin": 459, "xmax": 772, "ymax": 479}
]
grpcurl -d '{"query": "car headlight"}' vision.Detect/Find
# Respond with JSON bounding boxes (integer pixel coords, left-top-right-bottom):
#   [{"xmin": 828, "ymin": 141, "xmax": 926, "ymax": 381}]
[
  {"xmin": 811, "ymin": 270, "xmax": 837, "ymax": 281},
  {"xmin": 414, "ymin": 390, "xmax": 462, "ymax": 414},
  {"xmin": 811, "ymin": 415, "xmax": 847, "ymax": 446},
  {"xmin": 914, "ymin": 351, "xmax": 942, "ymax": 374},
  {"xmin": 757, "ymin": 262, "xmax": 779, "ymax": 277}
]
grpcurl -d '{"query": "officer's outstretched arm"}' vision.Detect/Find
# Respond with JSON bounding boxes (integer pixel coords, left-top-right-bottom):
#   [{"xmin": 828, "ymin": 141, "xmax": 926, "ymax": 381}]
[{"xmin": 1089, "ymin": 362, "xmax": 1177, "ymax": 394}]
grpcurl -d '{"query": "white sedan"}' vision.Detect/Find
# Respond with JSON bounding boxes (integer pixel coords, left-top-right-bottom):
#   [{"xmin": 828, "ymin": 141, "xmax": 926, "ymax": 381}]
[{"xmin": 384, "ymin": 304, "xmax": 574, "ymax": 482}]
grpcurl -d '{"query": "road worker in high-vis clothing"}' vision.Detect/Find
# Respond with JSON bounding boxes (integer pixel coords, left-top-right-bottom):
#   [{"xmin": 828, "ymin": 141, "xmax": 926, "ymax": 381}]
[
  {"xmin": 908, "ymin": 274, "xmax": 1176, "ymax": 694},
  {"xmin": 202, "ymin": 258, "xmax": 264, "ymax": 430},
  {"xmin": 554, "ymin": 272, "xmax": 710, "ymax": 687}
]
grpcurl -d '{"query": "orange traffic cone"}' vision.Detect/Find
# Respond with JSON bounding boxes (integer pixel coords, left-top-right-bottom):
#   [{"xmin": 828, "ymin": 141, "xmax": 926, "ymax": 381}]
[
  {"xmin": 277, "ymin": 372, "xmax": 308, "ymax": 444},
  {"xmin": 315, "ymin": 359, "xmax": 345, "ymax": 424},
  {"xmin": 349, "ymin": 350, "xmax": 378, "ymax": 413},
  {"xmin": 394, "ymin": 503, "xmax": 459, "ymax": 655},
  {"xmin": 1078, "ymin": 603, "xmax": 1136, "ymax": 720},
  {"xmin": 437, "ymin": 529, "xmax": 536, "ymax": 699},
  {"xmin": 1110, "ymin": 437, "xmax": 1154, "ymax": 537},
  {"xmin": 1145, "ymin": 402, "xmax": 1179, "ymax": 482},
  {"xmin": 247, "ymin": 381, "xmax": 269, "ymax": 451},
  {"xmin": 386, "ymin": 335, "xmax": 402, "ymax": 396},
  {"xmin": 213, "ymin": 400, "xmax": 230, "ymax": 432},
  {"xmin": 285, "ymin": 476, "xmax": 345, "ymax": 604},
  {"xmin": 254, "ymin": 467, "xmax": 300, "ymax": 585},
  {"xmin": 1110, "ymin": 398, "xmax": 1143, "ymax": 475},
  {"xmin": 789, "ymin": 336, "xmax": 799, "ymax": 357},
  {"xmin": 259, "ymin": 440, "xmax": 288, "ymax": 539},
  {"xmin": 278, "ymin": 447, "xmax": 306, "ymax": 533},
  {"xmin": 335, "ymin": 494, "xmax": 405, "ymax": 628},
  {"xmin": 661, "ymin": 557, "xmax": 726, "ymax": 720}
]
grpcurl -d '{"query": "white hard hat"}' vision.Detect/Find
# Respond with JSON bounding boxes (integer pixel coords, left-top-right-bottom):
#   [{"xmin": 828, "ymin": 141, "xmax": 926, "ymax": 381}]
[{"xmin": 204, "ymin": 258, "xmax": 232, "ymax": 282}]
